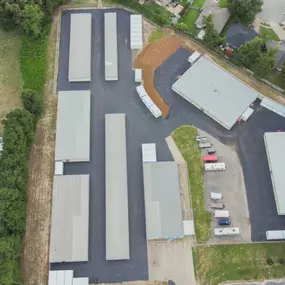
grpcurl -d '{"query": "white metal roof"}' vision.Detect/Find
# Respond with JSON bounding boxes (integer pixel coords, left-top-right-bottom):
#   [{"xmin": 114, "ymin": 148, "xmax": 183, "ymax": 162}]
[
  {"xmin": 172, "ymin": 56, "xmax": 259, "ymax": 130},
  {"xmin": 130, "ymin": 14, "xmax": 143, "ymax": 50},
  {"xmin": 183, "ymin": 220, "xmax": 195, "ymax": 236},
  {"xmin": 142, "ymin": 143, "xmax": 157, "ymax": 162},
  {"xmin": 105, "ymin": 114, "xmax": 130, "ymax": 260},
  {"xmin": 54, "ymin": 161, "xmax": 64, "ymax": 175},
  {"xmin": 55, "ymin": 91, "xmax": 90, "ymax": 162},
  {"xmin": 266, "ymin": 230, "xmax": 285, "ymax": 240},
  {"xmin": 50, "ymin": 175, "xmax": 89, "ymax": 263},
  {"xmin": 241, "ymin": 107, "xmax": 254, "ymax": 121},
  {"xmin": 261, "ymin": 97, "xmax": 285, "ymax": 117},
  {"xmin": 142, "ymin": 162, "xmax": 184, "ymax": 239},
  {"xmin": 135, "ymin": 69, "xmax": 142, "ymax": 82},
  {"xmin": 73, "ymin": 278, "xmax": 89, "ymax": 285},
  {"xmin": 264, "ymin": 132, "xmax": 285, "ymax": 215},
  {"xmin": 48, "ymin": 271, "xmax": 74, "ymax": 285},
  {"xmin": 104, "ymin": 13, "xmax": 118, "ymax": 80},
  {"xmin": 69, "ymin": 14, "xmax": 91, "ymax": 82},
  {"xmin": 188, "ymin": 51, "xmax": 201, "ymax": 65}
]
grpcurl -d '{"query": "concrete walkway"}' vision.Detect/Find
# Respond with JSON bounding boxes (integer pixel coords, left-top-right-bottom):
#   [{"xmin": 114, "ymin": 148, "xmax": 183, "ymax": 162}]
[
  {"xmin": 97, "ymin": 0, "xmax": 102, "ymax": 8},
  {"xmin": 269, "ymin": 22, "xmax": 285, "ymax": 41}
]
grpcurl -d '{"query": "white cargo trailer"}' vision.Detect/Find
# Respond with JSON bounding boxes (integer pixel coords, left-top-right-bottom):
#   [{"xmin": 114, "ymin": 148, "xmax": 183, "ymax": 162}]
[
  {"xmin": 205, "ymin": 163, "xmax": 226, "ymax": 171},
  {"xmin": 266, "ymin": 230, "xmax": 285, "ymax": 240},
  {"xmin": 214, "ymin": 210, "xmax": 229, "ymax": 218},
  {"xmin": 188, "ymin": 51, "xmax": 201, "ymax": 65},
  {"xmin": 210, "ymin": 192, "xmax": 222, "ymax": 200},
  {"xmin": 214, "ymin": 227, "xmax": 240, "ymax": 236},
  {"xmin": 199, "ymin": 142, "xmax": 212, "ymax": 148}
]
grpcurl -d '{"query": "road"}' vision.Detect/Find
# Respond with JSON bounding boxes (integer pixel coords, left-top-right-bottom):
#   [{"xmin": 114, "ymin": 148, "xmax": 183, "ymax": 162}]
[{"xmin": 257, "ymin": 0, "xmax": 285, "ymax": 23}]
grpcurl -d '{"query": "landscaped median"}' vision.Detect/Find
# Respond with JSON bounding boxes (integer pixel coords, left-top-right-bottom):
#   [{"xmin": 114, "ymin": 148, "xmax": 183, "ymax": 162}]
[
  {"xmin": 172, "ymin": 125, "xmax": 211, "ymax": 243},
  {"xmin": 194, "ymin": 243, "xmax": 285, "ymax": 285}
]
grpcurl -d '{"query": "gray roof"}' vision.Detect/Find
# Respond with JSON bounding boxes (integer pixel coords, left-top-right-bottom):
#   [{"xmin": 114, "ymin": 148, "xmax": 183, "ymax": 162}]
[
  {"xmin": 69, "ymin": 14, "xmax": 91, "ymax": 82},
  {"xmin": 266, "ymin": 40, "xmax": 285, "ymax": 68},
  {"xmin": 142, "ymin": 162, "xmax": 184, "ymax": 239},
  {"xmin": 196, "ymin": 8, "xmax": 230, "ymax": 34},
  {"xmin": 50, "ymin": 175, "xmax": 90, "ymax": 263},
  {"xmin": 172, "ymin": 56, "xmax": 259, "ymax": 130},
  {"xmin": 104, "ymin": 13, "xmax": 118, "ymax": 80},
  {"xmin": 105, "ymin": 114, "xmax": 130, "ymax": 260},
  {"xmin": 55, "ymin": 91, "xmax": 90, "ymax": 162},
  {"xmin": 264, "ymin": 132, "xmax": 285, "ymax": 215},
  {"xmin": 226, "ymin": 23, "xmax": 258, "ymax": 48}
]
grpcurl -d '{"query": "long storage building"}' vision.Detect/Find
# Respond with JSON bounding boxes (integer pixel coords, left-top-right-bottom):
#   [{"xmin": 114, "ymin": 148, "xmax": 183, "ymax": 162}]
[
  {"xmin": 130, "ymin": 14, "xmax": 143, "ymax": 50},
  {"xmin": 105, "ymin": 114, "xmax": 130, "ymax": 260},
  {"xmin": 264, "ymin": 132, "xmax": 285, "ymax": 215},
  {"xmin": 142, "ymin": 161, "xmax": 184, "ymax": 239},
  {"xmin": 55, "ymin": 90, "xmax": 90, "ymax": 162},
  {"xmin": 69, "ymin": 13, "xmax": 92, "ymax": 82},
  {"xmin": 50, "ymin": 175, "xmax": 90, "ymax": 263},
  {"xmin": 104, "ymin": 12, "xmax": 118, "ymax": 81}
]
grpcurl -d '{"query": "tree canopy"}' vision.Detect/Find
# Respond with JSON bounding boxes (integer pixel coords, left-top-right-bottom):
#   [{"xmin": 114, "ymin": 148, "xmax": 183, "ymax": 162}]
[
  {"xmin": 202, "ymin": 15, "xmax": 224, "ymax": 49},
  {"xmin": 238, "ymin": 37, "xmax": 262, "ymax": 67}
]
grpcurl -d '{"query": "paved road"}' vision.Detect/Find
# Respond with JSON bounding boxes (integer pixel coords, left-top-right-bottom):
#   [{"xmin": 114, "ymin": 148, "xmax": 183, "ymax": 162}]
[
  {"xmin": 257, "ymin": 0, "xmax": 285, "ymax": 23},
  {"xmin": 53, "ymin": 9, "xmax": 285, "ymax": 282}
]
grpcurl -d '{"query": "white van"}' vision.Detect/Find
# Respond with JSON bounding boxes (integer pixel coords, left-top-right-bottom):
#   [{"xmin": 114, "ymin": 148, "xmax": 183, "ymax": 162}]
[{"xmin": 214, "ymin": 210, "xmax": 229, "ymax": 218}]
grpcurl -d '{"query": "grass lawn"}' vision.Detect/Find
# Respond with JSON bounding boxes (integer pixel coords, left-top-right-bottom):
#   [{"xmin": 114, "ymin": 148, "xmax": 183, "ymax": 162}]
[
  {"xmin": 172, "ymin": 125, "xmax": 211, "ymax": 243},
  {"xmin": 259, "ymin": 26, "xmax": 280, "ymax": 42},
  {"xmin": 265, "ymin": 71, "xmax": 284, "ymax": 88},
  {"xmin": 148, "ymin": 29, "xmax": 169, "ymax": 43},
  {"xmin": 195, "ymin": 243, "xmax": 285, "ymax": 285},
  {"xmin": 0, "ymin": 28, "xmax": 22, "ymax": 133},
  {"xmin": 192, "ymin": 0, "xmax": 206, "ymax": 8},
  {"xmin": 143, "ymin": 2, "xmax": 172, "ymax": 22},
  {"xmin": 182, "ymin": 9, "xmax": 200, "ymax": 33},
  {"xmin": 219, "ymin": 0, "xmax": 229, "ymax": 8}
]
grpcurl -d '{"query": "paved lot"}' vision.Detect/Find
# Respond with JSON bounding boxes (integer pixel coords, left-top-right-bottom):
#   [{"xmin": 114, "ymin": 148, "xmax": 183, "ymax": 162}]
[
  {"xmin": 257, "ymin": 0, "xmax": 285, "ymax": 23},
  {"xmin": 200, "ymin": 130, "xmax": 251, "ymax": 243}
]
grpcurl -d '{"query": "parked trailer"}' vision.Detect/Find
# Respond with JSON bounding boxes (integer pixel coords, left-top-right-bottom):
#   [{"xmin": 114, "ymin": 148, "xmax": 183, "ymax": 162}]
[
  {"xmin": 199, "ymin": 142, "xmax": 211, "ymax": 149},
  {"xmin": 209, "ymin": 202, "xmax": 224, "ymax": 209},
  {"xmin": 214, "ymin": 227, "xmax": 240, "ymax": 236},
  {"xmin": 203, "ymin": 155, "xmax": 217, "ymax": 163},
  {"xmin": 210, "ymin": 192, "xmax": 222, "ymax": 200},
  {"xmin": 214, "ymin": 210, "xmax": 229, "ymax": 218},
  {"xmin": 266, "ymin": 230, "xmax": 285, "ymax": 240},
  {"xmin": 205, "ymin": 163, "xmax": 226, "ymax": 171}
]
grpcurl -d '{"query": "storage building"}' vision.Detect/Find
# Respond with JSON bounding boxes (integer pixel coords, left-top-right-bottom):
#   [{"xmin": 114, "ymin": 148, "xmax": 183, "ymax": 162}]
[
  {"xmin": 55, "ymin": 91, "xmax": 90, "ymax": 162},
  {"xmin": 104, "ymin": 13, "xmax": 118, "ymax": 81},
  {"xmin": 264, "ymin": 132, "xmax": 285, "ymax": 215},
  {"xmin": 105, "ymin": 114, "xmax": 130, "ymax": 260},
  {"xmin": 142, "ymin": 162, "xmax": 184, "ymax": 239},
  {"xmin": 130, "ymin": 14, "xmax": 143, "ymax": 50},
  {"xmin": 50, "ymin": 175, "xmax": 90, "ymax": 263},
  {"xmin": 172, "ymin": 56, "xmax": 259, "ymax": 130},
  {"xmin": 69, "ymin": 14, "xmax": 91, "ymax": 82},
  {"xmin": 266, "ymin": 230, "xmax": 285, "ymax": 240},
  {"xmin": 142, "ymin": 143, "xmax": 157, "ymax": 162},
  {"xmin": 48, "ymin": 271, "xmax": 73, "ymax": 285},
  {"xmin": 188, "ymin": 51, "xmax": 201, "ymax": 65}
]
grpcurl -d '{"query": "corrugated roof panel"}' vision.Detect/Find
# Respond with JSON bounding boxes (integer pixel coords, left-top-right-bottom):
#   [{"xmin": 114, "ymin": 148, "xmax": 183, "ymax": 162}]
[
  {"xmin": 264, "ymin": 132, "xmax": 285, "ymax": 215},
  {"xmin": 55, "ymin": 91, "xmax": 90, "ymax": 162},
  {"xmin": 105, "ymin": 114, "xmax": 130, "ymax": 260},
  {"xmin": 64, "ymin": 271, "xmax": 73, "ymax": 285},
  {"xmin": 48, "ymin": 271, "xmax": 57, "ymax": 285},
  {"xmin": 130, "ymin": 15, "xmax": 143, "ymax": 50},
  {"xmin": 104, "ymin": 13, "xmax": 118, "ymax": 80},
  {"xmin": 142, "ymin": 162, "xmax": 184, "ymax": 239},
  {"xmin": 73, "ymin": 278, "xmax": 89, "ymax": 285},
  {"xmin": 172, "ymin": 56, "xmax": 259, "ymax": 130},
  {"xmin": 50, "ymin": 175, "xmax": 90, "ymax": 262},
  {"xmin": 69, "ymin": 14, "xmax": 91, "ymax": 82}
]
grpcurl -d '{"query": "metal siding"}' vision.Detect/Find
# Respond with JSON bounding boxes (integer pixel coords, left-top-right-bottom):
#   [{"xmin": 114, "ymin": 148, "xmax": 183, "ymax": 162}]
[
  {"xmin": 264, "ymin": 132, "xmax": 285, "ymax": 215},
  {"xmin": 130, "ymin": 15, "xmax": 143, "ymax": 50},
  {"xmin": 142, "ymin": 162, "xmax": 184, "ymax": 239},
  {"xmin": 50, "ymin": 175, "xmax": 89, "ymax": 263},
  {"xmin": 55, "ymin": 91, "xmax": 90, "ymax": 162},
  {"xmin": 172, "ymin": 56, "xmax": 259, "ymax": 130},
  {"xmin": 104, "ymin": 13, "xmax": 118, "ymax": 80},
  {"xmin": 69, "ymin": 14, "xmax": 91, "ymax": 82},
  {"xmin": 105, "ymin": 114, "xmax": 130, "ymax": 260}
]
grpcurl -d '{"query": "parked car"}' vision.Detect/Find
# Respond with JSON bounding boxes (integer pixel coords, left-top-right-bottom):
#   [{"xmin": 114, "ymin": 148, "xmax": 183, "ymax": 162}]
[
  {"xmin": 219, "ymin": 219, "xmax": 231, "ymax": 226},
  {"xmin": 203, "ymin": 155, "xmax": 217, "ymax": 163},
  {"xmin": 207, "ymin": 147, "xmax": 216, "ymax": 154}
]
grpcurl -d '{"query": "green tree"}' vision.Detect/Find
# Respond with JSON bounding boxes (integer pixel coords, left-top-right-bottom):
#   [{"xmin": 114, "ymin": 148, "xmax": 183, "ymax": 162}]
[
  {"xmin": 0, "ymin": 258, "xmax": 20, "ymax": 285},
  {"xmin": 238, "ymin": 37, "xmax": 262, "ymax": 67},
  {"xmin": 229, "ymin": 0, "xmax": 263, "ymax": 25},
  {"xmin": 202, "ymin": 15, "xmax": 222, "ymax": 49},
  {"xmin": 21, "ymin": 89, "xmax": 44, "ymax": 119},
  {"xmin": 280, "ymin": 62, "xmax": 285, "ymax": 86},
  {"xmin": 254, "ymin": 53, "xmax": 275, "ymax": 77},
  {"xmin": 175, "ymin": 22, "xmax": 188, "ymax": 32}
]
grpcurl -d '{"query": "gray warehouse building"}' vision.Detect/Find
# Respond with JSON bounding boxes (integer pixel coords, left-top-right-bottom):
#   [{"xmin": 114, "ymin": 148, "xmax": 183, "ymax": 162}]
[
  {"xmin": 264, "ymin": 132, "xmax": 285, "ymax": 215},
  {"xmin": 172, "ymin": 56, "xmax": 259, "ymax": 130},
  {"xmin": 69, "ymin": 13, "xmax": 91, "ymax": 82},
  {"xmin": 105, "ymin": 114, "xmax": 130, "ymax": 260},
  {"xmin": 142, "ymin": 162, "xmax": 184, "ymax": 239},
  {"xmin": 104, "ymin": 12, "xmax": 118, "ymax": 81},
  {"xmin": 50, "ymin": 175, "xmax": 90, "ymax": 263},
  {"xmin": 55, "ymin": 90, "xmax": 90, "ymax": 162}
]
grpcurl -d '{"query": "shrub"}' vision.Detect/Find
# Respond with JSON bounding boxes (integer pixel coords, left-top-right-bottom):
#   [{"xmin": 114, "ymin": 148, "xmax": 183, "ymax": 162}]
[
  {"xmin": 279, "ymin": 258, "xmax": 285, "ymax": 264},
  {"xmin": 266, "ymin": 257, "xmax": 274, "ymax": 265},
  {"xmin": 21, "ymin": 89, "xmax": 44, "ymax": 119}
]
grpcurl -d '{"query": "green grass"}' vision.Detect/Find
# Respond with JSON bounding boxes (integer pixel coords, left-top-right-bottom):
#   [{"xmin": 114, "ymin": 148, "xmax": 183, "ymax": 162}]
[
  {"xmin": 259, "ymin": 26, "xmax": 280, "ymax": 42},
  {"xmin": 20, "ymin": 30, "xmax": 49, "ymax": 92},
  {"xmin": 148, "ymin": 29, "xmax": 168, "ymax": 43},
  {"xmin": 143, "ymin": 2, "xmax": 172, "ymax": 22},
  {"xmin": 218, "ymin": 0, "xmax": 229, "ymax": 8},
  {"xmin": 265, "ymin": 71, "xmax": 284, "ymax": 88},
  {"xmin": 172, "ymin": 125, "xmax": 211, "ymax": 243},
  {"xmin": 182, "ymin": 9, "xmax": 200, "ymax": 33},
  {"xmin": 195, "ymin": 243, "xmax": 285, "ymax": 285},
  {"xmin": 192, "ymin": 0, "xmax": 205, "ymax": 8}
]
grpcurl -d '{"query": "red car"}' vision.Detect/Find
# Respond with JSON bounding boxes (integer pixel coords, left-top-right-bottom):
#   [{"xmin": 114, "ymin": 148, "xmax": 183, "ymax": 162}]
[{"xmin": 203, "ymin": 155, "xmax": 217, "ymax": 163}]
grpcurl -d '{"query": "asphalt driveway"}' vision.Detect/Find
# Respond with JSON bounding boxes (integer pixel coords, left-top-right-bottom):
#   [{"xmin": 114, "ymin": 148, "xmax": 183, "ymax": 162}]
[{"xmin": 257, "ymin": 0, "xmax": 285, "ymax": 23}]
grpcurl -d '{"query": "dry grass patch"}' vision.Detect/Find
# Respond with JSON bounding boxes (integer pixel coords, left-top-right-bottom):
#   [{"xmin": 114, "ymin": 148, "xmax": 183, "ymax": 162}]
[{"xmin": 0, "ymin": 28, "xmax": 22, "ymax": 133}]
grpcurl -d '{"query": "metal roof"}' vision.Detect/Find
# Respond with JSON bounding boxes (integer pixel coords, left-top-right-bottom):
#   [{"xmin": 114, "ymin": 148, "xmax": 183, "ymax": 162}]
[
  {"xmin": 261, "ymin": 97, "xmax": 285, "ymax": 117},
  {"xmin": 48, "ymin": 271, "xmax": 73, "ymax": 285},
  {"xmin": 130, "ymin": 14, "xmax": 143, "ymax": 50},
  {"xmin": 172, "ymin": 56, "xmax": 259, "ymax": 130},
  {"xmin": 73, "ymin": 278, "xmax": 89, "ymax": 285},
  {"xmin": 105, "ymin": 114, "xmax": 130, "ymax": 260},
  {"xmin": 69, "ymin": 14, "xmax": 91, "ymax": 82},
  {"xmin": 104, "ymin": 13, "xmax": 118, "ymax": 80},
  {"xmin": 264, "ymin": 132, "xmax": 285, "ymax": 215},
  {"xmin": 142, "ymin": 162, "xmax": 184, "ymax": 239},
  {"xmin": 55, "ymin": 91, "xmax": 90, "ymax": 161},
  {"xmin": 50, "ymin": 175, "xmax": 90, "ymax": 263}
]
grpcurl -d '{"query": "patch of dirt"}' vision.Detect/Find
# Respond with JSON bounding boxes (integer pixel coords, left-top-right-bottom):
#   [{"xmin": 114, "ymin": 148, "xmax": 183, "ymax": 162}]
[
  {"xmin": 134, "ymin": 35, "xmax": 181, "ymax": 117},
  {"xmin": 21, "ymin": 8, "xmax": 60, "ymax": 285},
  {"xmin": 91, "ymin": 282, "xmax": 168, "ymax": 285}
]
